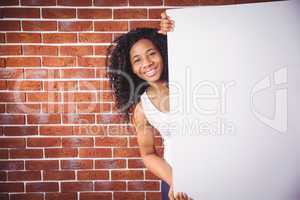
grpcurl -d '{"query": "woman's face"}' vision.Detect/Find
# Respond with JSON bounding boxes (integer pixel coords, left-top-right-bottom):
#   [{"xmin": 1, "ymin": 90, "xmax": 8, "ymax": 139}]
[{"xmin": 129, "ymin": 39, "xmax": 164, "ymax": 84}]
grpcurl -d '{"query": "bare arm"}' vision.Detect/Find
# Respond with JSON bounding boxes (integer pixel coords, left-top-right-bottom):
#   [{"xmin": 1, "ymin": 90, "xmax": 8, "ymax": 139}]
[{"xmin": 132, "ymin": 102, "xmax": 173, "ymax": 186}]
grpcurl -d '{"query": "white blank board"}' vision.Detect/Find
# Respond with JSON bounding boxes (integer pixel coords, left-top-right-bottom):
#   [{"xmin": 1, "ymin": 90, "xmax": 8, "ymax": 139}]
[{"xmin": 167, "ymin": 1, "xmax": 300, "ymax": 200}]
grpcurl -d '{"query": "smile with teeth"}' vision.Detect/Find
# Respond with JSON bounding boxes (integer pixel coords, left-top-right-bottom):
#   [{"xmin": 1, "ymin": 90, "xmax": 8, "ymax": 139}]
[{"xmin": 144, "ymin": 67, "xmax": 157, "ymax": 77}]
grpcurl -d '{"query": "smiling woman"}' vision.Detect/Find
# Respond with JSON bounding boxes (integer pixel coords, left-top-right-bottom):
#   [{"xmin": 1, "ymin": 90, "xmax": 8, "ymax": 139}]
[{"xmin": 106, "ymin": 26, "xmax": 190, "ymax": 200}]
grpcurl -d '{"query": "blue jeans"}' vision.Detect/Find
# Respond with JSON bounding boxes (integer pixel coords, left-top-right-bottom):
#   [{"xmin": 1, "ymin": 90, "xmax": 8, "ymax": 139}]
[{"xmin": 161, "ymin": 180, "xmax": 170, "ymax": 200}]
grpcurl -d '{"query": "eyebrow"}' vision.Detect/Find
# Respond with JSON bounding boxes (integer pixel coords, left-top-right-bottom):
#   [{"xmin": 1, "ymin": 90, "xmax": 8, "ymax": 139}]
[{"xmin": 131, "ymin": 48, "xmax": 156, "ymax": 60}]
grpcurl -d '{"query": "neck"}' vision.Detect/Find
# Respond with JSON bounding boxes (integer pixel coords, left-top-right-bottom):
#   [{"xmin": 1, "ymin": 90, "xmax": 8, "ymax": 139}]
[{"xmin": 148, "ymin": 80, "xmax": 168, "ymax": 95}]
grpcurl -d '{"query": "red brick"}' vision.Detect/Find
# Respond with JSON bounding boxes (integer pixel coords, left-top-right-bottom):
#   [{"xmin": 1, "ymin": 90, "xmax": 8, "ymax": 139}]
[
  {"xmin": 7, "ymin": 80, "xmax": 42, "ymax": 90},
  {"xmin": 95, "ymin": 46, "xmax": 109, "ymax": 56},
  {"xmin": 0, "ymin": 45, "xmax": 21, "ymax": 55},
  {"xmin": 78, "ymin": 80, "xmax": 99, "ymax": 90},
  {"xmin": 114, "ymin": 192, "xmax": 145, "ymax": 200},
  {"xmin": 26, "ymin": 160, "xmax": 59, "ymax": 170},
  {"xmin": 27, "ymin": 114, "xmax": 61, "ymax": 124},
  {"xmin": 0, "ymin": 183, "xmax": 24, "ymax": 192},
  {"xmin": 95, "ymin": 159, "xmax": 126, "ymax": 169},
  {"xmin": 94, "ymin": 0, "xmax": 128, "ymax": 6},
  {"xmin": 96, "ymin": 68, "xmax": 107, "ymax": 78},
  {"xmin": 128, "ymin": 159, "xmax": 145, "ymax": 168},
  {"xmin": 0, "ymin": 150, "xmax": 8, "ymax": 159},
  {"xmin": 7, "ymin": 104, "xmax": 40, "ymax": 113},
  {"xmin": 25, "ymin": 69, "xmax": 59, "ymax": 79},
  {"xmin": 0, "ymin": 171, "xmax": 6, "ymax": 181},
  {"xmin": 164, "ymin": 0, "xmax": 198, "ymax": 5},
  {"xmin": 61, "ymin": 160, "xmax": 93, "ymax": 169},
  {"xmin": 0, "ymin": 0, "xmax": 19, "ymax": 6},
  {"xmin": 114, "ymin": 9, "xmax": 147, "ymax": 19},
  {"xmin": 78, "ymin": 9, "xmax": 112, "ymax": 19},
  {"xmin": 57, "ymin": 0, "xmax": 92, "ymax": 6},
  {"xmin": 145, "ymin": 170, "xmax": 160, "ymax": 180},
  {"xmin": 44, "ymin": 81, "xmax": 77, "ymax": 91},
  {"xmin": 97, "ymin": 114, "xmax": 126, "ymax": 124},
  {"xmin": 111, "ymin": 170, "xmax": 144, "ymax": 180},
  {"xmin": 76, "ymin": 103, "xmax": 99, "ymax": 113},
  {"xmin": 95, "ymin": 136, "xmax": 127, "ymax": 147},
  {"xmin": 113, "ymin": 148, "xmax": 140, "ymax": 158},
  {"xmin": 58, "ymin": 21, "xmax": 92, "ymax": 32},
  {"xmin": 80, "ymin": 192, "xmax": 112, "ymax": 200},
  {"xmin": 8, "ymin": 171, "xmax": 41, "ymax": 181},
  {"xmin": 21, "ymin": 0, "xmax": 56, "ymax": 6},
  {"xmin": 62, "ymin": 137, "xmax": 93, "ymax": 147},
  {"xmin": 42, "ymin": 103, "xmax": 76, "ymax": 113},
  {"xmin": 43, "ymin": 33, "xmax": 77, "ymax": 43},
  {"xmin": 23, "ymin": 45, "xmax": 58, "ymax": 56},
  {"xmin": 60, "ymin": 46, "xmax": 93, "ymax": 56},
  {"xmin": 27, "ymin": 182, "xmax": 59, "ymax": 192},
  {"xmin": 6, "ymin": 57, "xmax": 41, "ymax": 67},
  {"xmin": 128, "ymin": 181, "xmax": 160, "ymax": 191},
  {"xmin": 0, "ymin": 92, "xmax": 24, "ymax": 102},
  {"xmin": 10, "ymin": 149, "xmax": 43, "ymax": 159},
  {"xmin": 0, "ymin": 161, "xmax": 24, "ymax": 170},
  {"xmin": 108, "ymin": 125, "xmax": 134, "ymax": 136},
  {"xmin": 146, "ymin": 192, "xmax": 162, "ymax": 200},
  {"xmin": 10, "ymin": 193, "xmax": 44, "ymax": 200},
  {"xmin": 94, "ymin": 181, "xmax": 126, "ymax": 191},
  {"xmin": 200, "ymin": 0, "xmax": 235, "ymax": 5},
  {"xmin": 0, "ymin": 33, "xmax": 5, "ymax": 43},
  {"xmin": 45, "ymin": 148, "xmax": 78, "ymax": 158},
  {"xmin": 130, "ymin": 21, "xmax": 160, "ymax": 30},
  {"xmin": 0, "ymin": 58, "xmax": 5, "ymax": 67},
  {"xmin": 0, "ymin": 194, "xmax": 8, "ymax": 200},
  {"xmin": 78, "ymin": 57, "xmax": 106, "ymax": 67},
  {"xmin": 78, "ymin": 170, "xmax": 109, "ymax": 180},
  {"xmin": 129, "ymin": 0, "xmax": 162, "ymax": 6},
  {"xmin": 94, "ymin": 21, "xmax": 128, "ymax": 31},
  {"xmin": 61, "ymin": 69, "xmax": 95, "ymax": 79},
  {"xmin": 43, "ymin": 170, "xmax": 75, "ymax": 180},
  {"xmin": 0, "ymin": 115, "xmax": 25, "ymax": 125},
  {"xmin": 27, "ymin": 137, "xmax": 61, "ymax": 147},
  {"xmin": 2, "ymin": 8, "xmax": 40, "ymax": 18},
  {"xmin": 79, "ymin": 148, "xmax": 112, "ymax": 158},
  {"xmin": 45, "ymin": 192, "xmax": 77, "ymax": 200},
  {"xmin": 79, "ymin": 33, "xmax": 111, "ymax": 43},
  {"xmin": 3, "ymin": 126, "xmax": 38, "ymax": 136},
  {"xmin": 0, "ymin": 81, "xmax": 6, "ymax": 90},
  {"xmin": 0, "ymin": 69, "xmax": 23, "ymax": 79},
  {"xmin": 62, "ymin": 114, "xmax": 95, "ymax": 124},
  {"xmin": 73, "ymin": 125, "xmax": 107, "ymax": 136},
  {"xmin": 0, "ymin": 21, "xmax": 20, "ymax": 31},
  {"xmin": 23, "ymin": 21, "xmax": 57, "ymax": 31},
  {"xmin": 6, "ymin": 33, "xmax": 41, "ymax": 43},
  {"xmin": 149, "ymin": 9, "xmax": 165, "ymax": 19},
  {"xmin": 61, "ymin": 182, "xmax": 93, "ymax": 192},
  {"xmin": 98, "ymin": 91, "xmax": 114, "ymax": 102},
  {"xmin": 26, "ymin": 92, "xmax": 61, "ymax": 102},
  {"xmin": 42, "ymin": 8, "xmax": 76, "ymax": 19},
  {"xmin": 42, "ymin": 57, "xmax": 76, "ymax": 67},
  {"xmin": 40, "ymin": 126, "xmax": 73, "ymax": 136}
]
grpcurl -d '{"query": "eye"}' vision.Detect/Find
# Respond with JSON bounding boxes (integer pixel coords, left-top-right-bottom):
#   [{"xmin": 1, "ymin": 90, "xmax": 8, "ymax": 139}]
[
  {"xmin": 149, "ymin": 51, "xmax": 156, "ymax": 56},
  {"xmin": 133, "ymin": 58, "xmax": 140, "ymax": 64}
]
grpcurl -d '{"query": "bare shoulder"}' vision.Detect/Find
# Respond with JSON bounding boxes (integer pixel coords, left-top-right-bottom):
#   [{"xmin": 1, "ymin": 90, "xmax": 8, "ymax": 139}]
[{"xmin": 132, "ymin": 101, "xmax": 147, "ymax": 127}]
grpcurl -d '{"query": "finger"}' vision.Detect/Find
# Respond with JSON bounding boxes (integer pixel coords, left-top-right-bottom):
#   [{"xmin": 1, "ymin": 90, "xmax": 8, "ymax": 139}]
[{"xmin": 161, "ymin": 12, "xmax": 167, "ymax": 19}]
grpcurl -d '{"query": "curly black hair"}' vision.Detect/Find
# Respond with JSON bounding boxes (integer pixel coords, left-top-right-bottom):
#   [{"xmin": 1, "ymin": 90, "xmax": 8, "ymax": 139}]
[{"xmin": 106, "ymin": 28, "xmax": 168, "ymax": 120}]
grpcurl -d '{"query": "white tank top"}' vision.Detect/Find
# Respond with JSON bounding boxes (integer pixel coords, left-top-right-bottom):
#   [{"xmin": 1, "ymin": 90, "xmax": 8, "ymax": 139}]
[{"xmin": 140, "ymin": 91, "xmax": 173, "ymax": 165}]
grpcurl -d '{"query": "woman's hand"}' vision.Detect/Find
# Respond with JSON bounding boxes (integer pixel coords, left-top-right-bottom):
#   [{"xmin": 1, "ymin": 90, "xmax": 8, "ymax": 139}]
[
  {"xmin": 168, "ymin": 185, "xmax": 192, "ymax": 200},
  {"xmin": 158, "ymin": 12, "xmax": 175, "ymax": 35}
]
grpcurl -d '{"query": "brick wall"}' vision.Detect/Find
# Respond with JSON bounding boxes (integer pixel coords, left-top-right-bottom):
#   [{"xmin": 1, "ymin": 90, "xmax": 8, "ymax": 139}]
[{"xmin": 0, "ymin": 0, "xmax": 274, "ymax": 200}]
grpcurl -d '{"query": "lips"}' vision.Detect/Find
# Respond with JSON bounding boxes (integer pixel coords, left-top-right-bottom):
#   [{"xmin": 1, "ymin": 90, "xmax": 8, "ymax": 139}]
[{"xmin": 144, "ymin": 67, "xmax": 157, "ymax": 77}]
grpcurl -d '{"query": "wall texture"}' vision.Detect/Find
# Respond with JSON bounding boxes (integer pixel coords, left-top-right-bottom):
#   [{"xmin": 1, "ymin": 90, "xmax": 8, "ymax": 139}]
[{"xmin": 0, "ymin": 0, "xmax": 275, "ymax": 200}]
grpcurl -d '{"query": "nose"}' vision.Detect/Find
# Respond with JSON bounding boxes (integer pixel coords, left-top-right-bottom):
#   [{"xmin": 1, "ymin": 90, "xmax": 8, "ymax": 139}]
[{"xmin": 141, "ymin": 55, "xmax": 153, "ymax": 68}]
